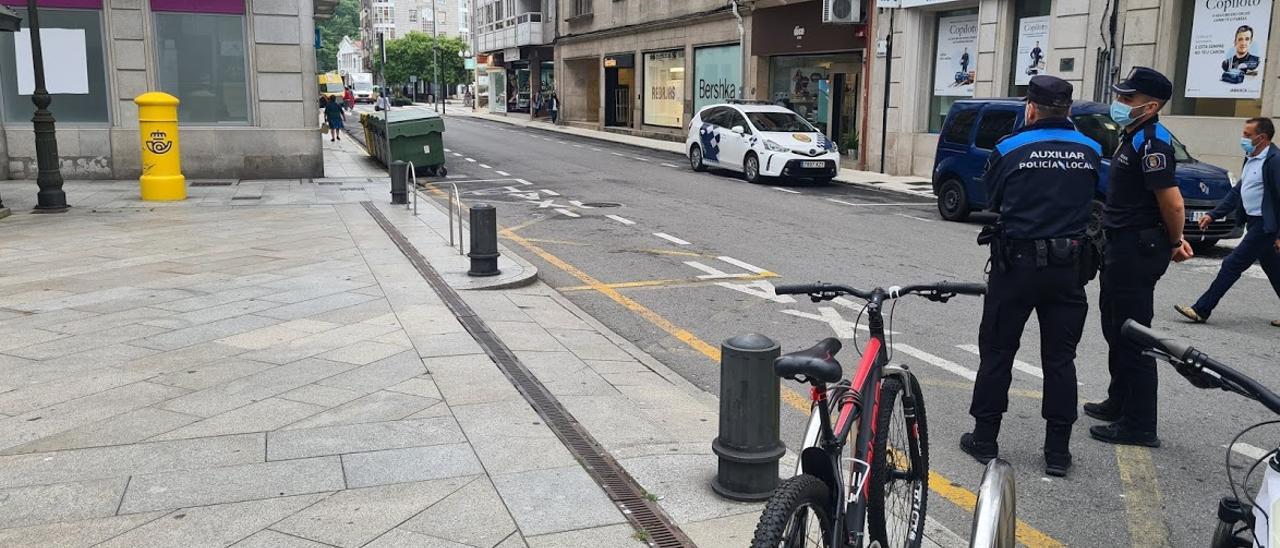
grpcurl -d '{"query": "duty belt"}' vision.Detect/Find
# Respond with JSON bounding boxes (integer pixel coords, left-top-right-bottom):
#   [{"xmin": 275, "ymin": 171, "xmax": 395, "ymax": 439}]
[{"xmin": 1001, "ymin": 238, "xmax": 1082, "ymax": 268}]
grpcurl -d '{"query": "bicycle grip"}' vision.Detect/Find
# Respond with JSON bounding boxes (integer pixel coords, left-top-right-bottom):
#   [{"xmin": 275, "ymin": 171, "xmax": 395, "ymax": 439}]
[
  {"xmin": 1121, "ymin": 319, "xmax": 1192, "ymax": 359},
  {"xmin": 774, "ymin": 283, "xmax": 826, "ymax": 296},
  {"xmin": 939, "ymin": 281, "xmax": 987, "ymax": 296}
]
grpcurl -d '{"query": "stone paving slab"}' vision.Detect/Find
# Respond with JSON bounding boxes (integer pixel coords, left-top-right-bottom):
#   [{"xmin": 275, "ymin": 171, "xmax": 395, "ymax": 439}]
[{"xmin": 118, "ymin": 457, "xmax": 345, "ymax": 514}]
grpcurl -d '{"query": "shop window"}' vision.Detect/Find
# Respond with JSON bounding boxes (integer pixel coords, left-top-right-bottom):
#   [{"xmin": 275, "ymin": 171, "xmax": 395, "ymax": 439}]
[
  {"xmin": 0, "ymin": 7, "xmax": 109, "ymax": 124},
  {"xmin": 940, "ymin": 109, "xmax": 977, "ymax": 144},
  {"xmin": 1170, "ymin": 0, "xmax": 1267, "ymax": 117},
  {"xmin": 155, "ymin": 12, "xmax": 249, "ymax": 124},
  {"xmin": 693, "ymin": 44, "xmax": 741, "ymax": 112},
  {"xmin": 768, "ymin": 54, "xmax": 859, "ymax": 138},
  {"xmin": 1006, "ymin": 0, "xmax": 1051, "ymax": 97},
  {"xmin": 928, "ymin": 8, "xmax": 978, "ymax": 133},
  {"xmin": 643, "ymin": 49, "xmax": 685, "ymax": 128},
  {"xmin": 973, "ymin": 110, "xmax": 1017, "ymax": 150}
]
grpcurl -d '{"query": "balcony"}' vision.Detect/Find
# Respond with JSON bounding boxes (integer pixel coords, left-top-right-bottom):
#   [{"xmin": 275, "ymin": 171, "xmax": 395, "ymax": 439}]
[{"xmin": 476, "ymin": 12, "xmax": 545, "ymax": 52}]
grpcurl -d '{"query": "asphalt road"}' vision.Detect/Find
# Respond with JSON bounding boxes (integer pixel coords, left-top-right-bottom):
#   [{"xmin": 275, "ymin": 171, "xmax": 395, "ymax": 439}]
[{"xmin": 389, "ymin": 107, "xmax": 1280, "ymax": 547}]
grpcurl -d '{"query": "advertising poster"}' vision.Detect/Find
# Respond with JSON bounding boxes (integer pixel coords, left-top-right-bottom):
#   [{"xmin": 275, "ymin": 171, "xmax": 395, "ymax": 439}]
[
  {"xmin": 1014, "ymin": 16, "xmax": 1051, "ymax": 86},
  {"xmin": 693, "ymin": 44, "xmax": 741, "ymax": 112},
  {"xmin": 933, "ymin": 14, "xmax": 978, "ymax": 97},
  {"xmin": 644, "ymin": 50, "xmax": 685, "ymax": 128},
  {"xmin": 1185, "ymin": 0, "xmax": 1273, "ymax": 98}
]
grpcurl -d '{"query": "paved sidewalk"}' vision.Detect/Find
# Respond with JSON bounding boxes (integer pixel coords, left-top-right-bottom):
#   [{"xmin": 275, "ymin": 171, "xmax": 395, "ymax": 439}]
[{"xmin": 448, "ymin": 108, "xmax": 935, "ymax": 197}]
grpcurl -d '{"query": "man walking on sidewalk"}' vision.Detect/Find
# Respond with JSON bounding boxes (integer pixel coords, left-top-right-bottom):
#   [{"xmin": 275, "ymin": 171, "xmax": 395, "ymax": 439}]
[
  {"xmin": 1175, "ymin": 117, "xmax": 1280, "ymax": 326},
  {"xmin": 549, "ymin": 92, "xmax": 559, "ymax": 125}
]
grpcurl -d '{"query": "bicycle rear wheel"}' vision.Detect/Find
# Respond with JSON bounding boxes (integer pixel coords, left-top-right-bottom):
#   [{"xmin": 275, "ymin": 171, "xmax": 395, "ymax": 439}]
[
  {"xmin": 867, "ymin": 374, "xmax": 929, "ymax": 547},
  {"xmin": 750, "ymin": 474, "xmax": 834, "ymax": 548}
]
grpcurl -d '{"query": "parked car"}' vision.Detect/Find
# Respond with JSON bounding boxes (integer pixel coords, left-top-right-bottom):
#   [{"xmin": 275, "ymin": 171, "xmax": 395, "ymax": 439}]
[
  {"xmin": 686, "ymin": 103, "xmax": 840, "ymax": 184},
  {"xmin": 932, "ymin": 98, "xmax": 1242, "ymax": 248}
]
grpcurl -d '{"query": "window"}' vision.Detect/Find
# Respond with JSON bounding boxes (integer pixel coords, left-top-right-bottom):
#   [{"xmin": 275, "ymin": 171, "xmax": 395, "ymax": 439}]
[
  {"xmin": 701, "ymin": 106, "xmax": 730, "ymax": 127},
  {"xmin": 941, "ymin": 108, "xmax": 977, "ymax": 144},
  {"xmin": 928, "ymin": 8, "xmax": 978, "ymax": 132},
  {"xmin": 409, "ymin": 10, "xmax": 417, "ymax": 21},
  {"xmin": 973, "ymin": 110, "xmax": 1017, "ymax": 150},
  {"xmin": 0, "ymin": 8, "xmax": 109, "ymax": 123},
  {"xmin": 1006, "ymin": 0, "xmax": 1051, "ymax": 97},
  {"xmin": 725, "ymin": 110, "xmax": 750, "ymax": 133},
  {"xmin": 155, "ymin": 13, "xmax": 249, "ymax": 124},
  {"xmin": 643, "ymin": 49, "xmax": 685, "ymax": 128},
  {"xmin": 574, "ymin": 0, "xmax": 592, "ymax": 17},
  {"xmin": 1072, "ymin": 112, "xmax": 1192, "ymax": 161},
  {"xmin": 1170, "ymin": 0, "xmax": 1266, "ymax": 116},
  {"xmin": 746, "ymin": 112, "xmax": 815, "ymax": 133}
]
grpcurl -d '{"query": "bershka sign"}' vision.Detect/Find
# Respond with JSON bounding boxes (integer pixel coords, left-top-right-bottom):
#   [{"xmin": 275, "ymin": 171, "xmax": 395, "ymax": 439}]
[{"xmin": 694, "ymin": 44, "xmax": 741, "ymax": 111}]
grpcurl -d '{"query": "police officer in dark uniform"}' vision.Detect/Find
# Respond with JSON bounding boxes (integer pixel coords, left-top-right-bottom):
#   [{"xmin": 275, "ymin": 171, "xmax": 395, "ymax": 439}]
[
  {"xmin": 960, "ymin": 75, "xmax": 1101, "ymax": 477},
  {"xmin": 1084, "ymin": 67, "xmax": 1194, "ymax": 447}
]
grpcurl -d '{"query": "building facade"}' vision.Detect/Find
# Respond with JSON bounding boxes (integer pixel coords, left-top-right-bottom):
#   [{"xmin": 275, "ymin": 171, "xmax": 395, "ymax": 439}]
[
  {"xmin": 866, "ymin": 0, "xmax": 1280, "ymax": 177},
  {"xmin": 0, "ymin": 0, "xmax": 328, "ymax": 180},
  {"xmin": 474, "ymin": 0, "xmax": 555, "ymax": 117},
  {"xmin": 337, "ymin": 35, "xmax": 364, "ymax": 76},
  {"xmin": 359, "ymin": 0, "xmax": 461, "ymax": 70}
]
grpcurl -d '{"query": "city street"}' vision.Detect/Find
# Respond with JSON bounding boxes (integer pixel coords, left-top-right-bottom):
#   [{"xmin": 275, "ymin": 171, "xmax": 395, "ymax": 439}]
[{"xmin": 424, "ymin": 112, "xmax": 1280, "ymax": 547}]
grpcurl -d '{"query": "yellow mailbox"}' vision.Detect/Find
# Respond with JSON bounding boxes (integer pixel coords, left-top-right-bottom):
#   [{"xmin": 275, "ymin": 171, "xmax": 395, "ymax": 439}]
[{"xmin": 134, "ymin": 92, "xmax": 185, "ymax": 201}]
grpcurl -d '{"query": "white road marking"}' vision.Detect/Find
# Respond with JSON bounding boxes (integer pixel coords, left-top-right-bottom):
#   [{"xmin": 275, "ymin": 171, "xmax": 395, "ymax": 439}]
[
  {"xmin": 611, "ymin": 152, "xmax": 626, "ymax": 157},
  {"xmin": 530, "ymin": 199, "xmax": 566, "ymax": 209},
  {"xmin": 772, "ymin": 187, "xmax": 801, "ymax": 194},
  {"xmin": 684, "ymin": 261, "xmax": 751, "ymax": 280},
  {"xmin": 573, "ymin": 144, "xmax": 585, "ymax": 148},
  {"xmin": 782, "ymin": 308, "xmax": 868, "ymax": 338},
  {"xmin": 495, "ymin": 170, "xmax": 511, "ymax": 176},
  {"xmin": 443, "ymin": 148, "xmax": 452, "ymax": 152},
  {"xmin": 478, "ymin": 163, "xmax": 492, "ymax": 169},
  {"xmin": 894, "ymin": 213, "xmax": 934, "ymax": 222},
  {"xmin": 542, "ymin": 137, "xmax": 553, "ymax": 141},
  {"xmin": 955, "ymin": 344, "xmax": 1084, "ymax": 386},
  {"xmin": 606, "ymin": 214, "xmax": 635, "ymax": 225},
  {"xmin": 465, "ymin": 158, "xmax": 477, "ymax": 163},
  {"xmin": 718, "ymin": 280, "xmax": 796, "ymax": 304},
  {"xmin": 717, "ymin": 256, "xmax": 769, "ymax": 274},
  {"xmin": 514, "ymin": 179, "xmax": 532, "ymax": 186},
  {"xmin": 569, "ymin": 200, "xmax": 594, "ymax": 209},
  {"xmin": 451, "ymin": 152, "xmax": 464, "ymax": 157},
  {"xmin": 661, "ymin": 163, "xmax": 680, "ymax": 168},
  {"xmin": 632, "ymin": 156, "xmax": 649, "ymax": 162},
  {"xmin": 895, "ymin": 343, "xmax": 977, "ymax": 382},
  {"xmin": 827, "ymin": 198, "xmax": 928, "ymax": 207},
  {"xmin": 540, "ymin": 189, "xmax": 561, "ymax": 196},
  {"xmin": 557, "ymin": 140, "xmax": 568, "ymax": 144},
  {"xmin": 654, "ymin": 232, "xmax": 692, "ymax": 246},
  {"xmin": 555, "ymin": 208, "xmax": 581, "ymax": 218},
  {"xmin": 591, "ymin": 147, "xmax": 603, "ymax": 152},
  {"xmin": 1225, "ymin": 442, "xmax": 1273, "ymax": 461}
]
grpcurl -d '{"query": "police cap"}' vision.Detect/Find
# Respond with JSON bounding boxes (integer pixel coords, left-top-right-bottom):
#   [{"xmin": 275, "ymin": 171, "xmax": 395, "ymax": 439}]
[
  {"xmin": 1111, "ymin": 66, "xmax": 1173, "ymax": 101},
  {"xmin": 1025, "ymin": 75, "xmax": 1074, "ymax": 108}
]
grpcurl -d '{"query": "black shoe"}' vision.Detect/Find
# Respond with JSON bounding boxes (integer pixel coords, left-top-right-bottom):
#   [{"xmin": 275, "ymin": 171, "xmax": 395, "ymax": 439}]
[
  {"xmin": 1083, "ymin": 400, "xmax": 1121, "ymax": 422},
  {"xmin": 960, "ymin": 433, "xmax": 999, "ymax": 464},
  {"xmin": 1044, "ymin": 451, "xmax": 1072, "ymax": 477},
  {"xmin": 1089, "ymin": 423, "xmax": 1161, "ymax": 448}
]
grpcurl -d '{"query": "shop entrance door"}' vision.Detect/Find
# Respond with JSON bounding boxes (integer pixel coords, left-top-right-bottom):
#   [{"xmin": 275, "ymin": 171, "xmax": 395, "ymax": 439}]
[
  {"xmin": 605, "ymin": 66, "xmax": 634, "ymax": 127},
  {"xmin": 829, "ymin": 72, "xmax": 858, "ymax": 160}
]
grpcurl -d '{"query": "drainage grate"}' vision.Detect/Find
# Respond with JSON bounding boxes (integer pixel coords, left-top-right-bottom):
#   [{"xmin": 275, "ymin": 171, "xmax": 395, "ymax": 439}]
[
  {"xmin": 190, "ymin": 181, "xmax": 233, "ymax": 187},
  {"xmin": 230, "ymin": 196, "xmax": 261, "ymax": 200},
  {"xmin": 580, "ymin": 202, "xmax": 622, "ymax": 208},
  {"xmin": 360, "ymin": 202, "xmax": 694, "ymax": 548}
]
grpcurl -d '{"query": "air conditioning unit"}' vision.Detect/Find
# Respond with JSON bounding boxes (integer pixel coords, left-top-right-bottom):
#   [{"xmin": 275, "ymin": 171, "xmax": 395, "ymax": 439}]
[{"xmin": 823, "ymin": 0, "xmax": 861, "ymax": 24}]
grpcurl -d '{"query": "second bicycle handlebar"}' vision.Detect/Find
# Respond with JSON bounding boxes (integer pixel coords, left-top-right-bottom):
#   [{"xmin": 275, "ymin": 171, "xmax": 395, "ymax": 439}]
[{"xmin": 774, "ymin": 281, "xmax": 987, "ymax": 301}]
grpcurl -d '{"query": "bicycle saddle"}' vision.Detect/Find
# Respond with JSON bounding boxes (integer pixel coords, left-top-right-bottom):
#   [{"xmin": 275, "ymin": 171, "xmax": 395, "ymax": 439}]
[{"xmin": 775, "ymin": 338, "xmax": 843, "ymax": 384}]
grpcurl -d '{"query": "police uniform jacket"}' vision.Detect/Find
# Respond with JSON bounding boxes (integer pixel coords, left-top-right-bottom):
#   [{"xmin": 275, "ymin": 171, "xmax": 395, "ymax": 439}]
[
  {"xmin": 982, "ymin": 117, "xmax": 1102, "ymax": 240},
  {"xmin": 1102, "ymin": 116, "xmax": 1178, "ymax": 230}
]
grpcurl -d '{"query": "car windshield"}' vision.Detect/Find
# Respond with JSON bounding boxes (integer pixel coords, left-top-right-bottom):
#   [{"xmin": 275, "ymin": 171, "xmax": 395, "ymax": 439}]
[
  {"xmin": 1071, "ymin": 113, "xmax": 1193, "ymax": 162},
  {"xmin": 354, "ymin": 82, "xmax": 373, "ymax": 92},
  {"xmin": 323, "ymin": 83, "xmax": 344, "ymax": 93},
  {"xmin": 747, "ymin": 112, "xmax": 815, "ymax": 133}
]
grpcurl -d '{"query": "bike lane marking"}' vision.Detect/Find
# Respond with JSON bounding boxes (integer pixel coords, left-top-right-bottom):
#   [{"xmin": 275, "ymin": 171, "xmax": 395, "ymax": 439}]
[
  {"xmin": 497, "ymin": 224, "xmax": 1065, "ymax": 548},
  {"xmin": 1115, "ymin": 445, "xmax": 1169, "ymax": 547}
]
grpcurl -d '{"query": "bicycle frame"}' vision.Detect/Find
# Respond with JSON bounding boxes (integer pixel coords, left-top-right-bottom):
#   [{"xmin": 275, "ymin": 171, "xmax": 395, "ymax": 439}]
[{"xmin": 791, "ymin": 290, "xmax": 919, "ymax": 548}]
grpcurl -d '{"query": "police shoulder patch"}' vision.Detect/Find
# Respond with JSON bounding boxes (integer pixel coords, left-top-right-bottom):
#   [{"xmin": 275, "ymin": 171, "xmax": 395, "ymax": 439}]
[{"xmin": 1142, "ymin": 152, "xmax": 1167, "ymax": 173}]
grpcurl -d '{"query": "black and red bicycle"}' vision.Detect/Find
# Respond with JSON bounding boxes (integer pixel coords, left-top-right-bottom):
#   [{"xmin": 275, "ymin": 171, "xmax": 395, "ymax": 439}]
[{"xmin": 751, "ymin": 280, "xmax": 986, "ymax": 548}]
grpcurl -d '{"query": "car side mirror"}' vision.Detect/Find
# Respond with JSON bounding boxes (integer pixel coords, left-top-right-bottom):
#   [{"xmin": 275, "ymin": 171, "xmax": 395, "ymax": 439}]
[{"xmin": 731, "ymin": 125, "xmax": 745, "ymax": 135}]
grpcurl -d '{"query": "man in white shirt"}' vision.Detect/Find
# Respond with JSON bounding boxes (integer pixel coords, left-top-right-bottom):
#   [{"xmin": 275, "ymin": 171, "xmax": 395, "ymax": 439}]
[
  {"xmin": 1176, "ymin": 117, "xmax": 1280, "ymax": 326},
  {"xmin": 375, "ymin": 94, "xmax": 390, "ymax": 112}
]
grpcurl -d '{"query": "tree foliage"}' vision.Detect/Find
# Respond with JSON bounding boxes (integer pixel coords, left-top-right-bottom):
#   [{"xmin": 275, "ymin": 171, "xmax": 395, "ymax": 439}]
[
  {"xmin": 315, "ymin": 0, "xmax": 360, "ymax": 73},
  {"xmin": 377, "ymin": 32, "xmax": 469, "ymax": 91}
]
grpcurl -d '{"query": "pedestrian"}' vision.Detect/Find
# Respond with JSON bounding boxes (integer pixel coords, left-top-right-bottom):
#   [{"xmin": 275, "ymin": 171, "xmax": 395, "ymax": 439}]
[
  {"xmin": 1085, "ymin": 67, "xmax": 1194, "ymax": 448},
  {"xmin": 960, "ymin": 75, "xmax": 1101, "ymax": 477},
  {"xmin": 549, "ymin": 92, "xmax": 559, "ymax": 125},
  {"xmin": 375, "ymin": 93, "xmax": 389, "ymax": 112},
  {"xmin": 324, "ymin": 95, "xmax": 344, "ymax": 142},
  {"xmin": 343, "ymin": 86, "xmax": 356, "ymax": 114},
  {"xmin": 1175, "ymin": 117, "xmax": 1280, "ymax": 326}
]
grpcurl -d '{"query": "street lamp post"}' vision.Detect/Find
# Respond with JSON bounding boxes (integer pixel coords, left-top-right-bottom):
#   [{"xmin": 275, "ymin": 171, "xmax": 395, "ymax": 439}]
[
  {"xmin": 26, "ymin": 0, "xmax": 67, "ymax": 212},
  {"xmin": 0, "ymin": 5, "xmax": 17, "ymax": 218},
  {"xmin": 430, "ymin": 0, "xmax": 441, "ymax": 113}
]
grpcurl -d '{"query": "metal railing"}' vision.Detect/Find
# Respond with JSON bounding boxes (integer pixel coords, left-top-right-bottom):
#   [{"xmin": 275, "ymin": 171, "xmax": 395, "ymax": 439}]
[
  {"xmin": 405, "ymin": 162, "xmax": 465, "ymax": 256},
  {"xmin": 969, "ymin": 458, "xmax": 1016, "ymax": 548}
]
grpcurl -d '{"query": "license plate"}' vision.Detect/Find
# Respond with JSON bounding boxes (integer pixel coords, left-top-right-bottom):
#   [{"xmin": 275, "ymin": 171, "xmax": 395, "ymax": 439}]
[
  {"xmin": 1187, "ymin": 210, "xmax": 1209, "ymax": 222},
  {"xmin": 802, "ymin": 160, "xmax": 826, "ymax": 168}
]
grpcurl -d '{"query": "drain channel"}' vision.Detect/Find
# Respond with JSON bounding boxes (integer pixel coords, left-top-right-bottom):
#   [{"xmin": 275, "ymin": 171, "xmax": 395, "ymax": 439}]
[{"xmin": 360, "ymin": 202, "xmax": 694, "ymax": 548}]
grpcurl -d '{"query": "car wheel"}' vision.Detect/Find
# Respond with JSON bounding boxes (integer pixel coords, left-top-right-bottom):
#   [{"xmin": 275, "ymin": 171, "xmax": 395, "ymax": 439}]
[
  {"xmin": 438, "ymin": 165, "xmax": 448, "ymax": 177},
  {"xmin": 744, "ymin": 153, "xmax": 763, "ymax": 184},
  {"xmin": 689, "ymin": 145, "xmax": 707, "ymax": 172},
  {"xmin": 937, "ymin": 179, "xmax": 970, "ymax": 221}
]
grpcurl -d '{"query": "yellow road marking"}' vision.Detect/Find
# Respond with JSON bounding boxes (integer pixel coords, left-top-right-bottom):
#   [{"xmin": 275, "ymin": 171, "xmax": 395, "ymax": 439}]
[
  {"xmin": 630, "ymin": 248, "xmax": 708, "ymax": 257},
  {"xmin": 518, "ymin": 237, "xmax": 590, "ymax": 246},
  {"xmin": 1116, "ymin": 445, "xmax": 1168, "ymax": 547},
  {"xmin": 501, "ymin": 226, "xmax": 1065, "ymax": 547},
  {"xmin": 559, "ymin": 273, "xmax": 778, "ymax": 293},
  {"xmin": 915, "ymin": 377, "xmax": 1043, "ymax": 400}
]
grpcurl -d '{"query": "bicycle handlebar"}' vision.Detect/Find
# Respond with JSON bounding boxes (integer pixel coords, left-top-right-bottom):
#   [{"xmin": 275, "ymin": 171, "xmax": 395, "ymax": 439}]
[
  {"xmin": 774, "ymin": 281, "xmax": 987, "ymax": 302},
  {"xmin": 1121, "ymin": 319, "xmax": 1280, "ymax": 416}
]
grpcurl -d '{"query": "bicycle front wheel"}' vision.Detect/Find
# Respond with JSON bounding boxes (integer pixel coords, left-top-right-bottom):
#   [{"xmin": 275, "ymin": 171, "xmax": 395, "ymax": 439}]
[
  {"xmin": 750, "ymin": 474, "xmax": 834, "ymax": 548},
  {"xmin": 867, "ymin": 374, "xmax": 930, "ymax": 547}
]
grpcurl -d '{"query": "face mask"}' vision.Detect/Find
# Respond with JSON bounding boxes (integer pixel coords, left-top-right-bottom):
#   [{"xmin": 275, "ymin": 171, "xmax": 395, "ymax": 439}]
[
  {"xmin": 1242, "ymin": 136, "xmax": 1258, "ymax": 155},
  {"xmin": 1109, "ymin": 101, "xmax": 1138, "ymax": 126}
]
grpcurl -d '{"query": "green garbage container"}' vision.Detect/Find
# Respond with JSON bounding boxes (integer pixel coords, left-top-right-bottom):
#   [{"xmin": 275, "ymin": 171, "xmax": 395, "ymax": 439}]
[{"xmin": 362, "ymin": 110, "xmax": 447, "ymax": 176}]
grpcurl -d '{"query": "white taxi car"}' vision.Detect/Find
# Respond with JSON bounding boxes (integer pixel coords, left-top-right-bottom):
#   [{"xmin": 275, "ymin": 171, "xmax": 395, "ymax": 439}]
[{"xmin": 685, "ymin": 103, "xmax": 840, "ymax": 184}]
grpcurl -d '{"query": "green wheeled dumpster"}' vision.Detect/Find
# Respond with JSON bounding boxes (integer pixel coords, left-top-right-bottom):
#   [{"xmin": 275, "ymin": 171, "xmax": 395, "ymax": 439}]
[{"xmin": 362, "ymin": 110, "xmax": 447, "ymax": 176}]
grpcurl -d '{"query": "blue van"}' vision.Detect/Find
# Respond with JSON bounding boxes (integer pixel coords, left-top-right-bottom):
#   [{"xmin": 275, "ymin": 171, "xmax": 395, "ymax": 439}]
[{"xmin": 932, "ymin": 99, "xmax": 1242, "ymax": 247}]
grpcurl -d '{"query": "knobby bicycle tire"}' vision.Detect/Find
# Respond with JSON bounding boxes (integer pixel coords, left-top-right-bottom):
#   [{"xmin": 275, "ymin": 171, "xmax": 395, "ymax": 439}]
[
  {"xmin": 751, "ymin": 474, "xmax": 834, "ymax": 548},
  {"xmin": 867, "ymin": 374, "xmax": 930, "ymax": 547}
]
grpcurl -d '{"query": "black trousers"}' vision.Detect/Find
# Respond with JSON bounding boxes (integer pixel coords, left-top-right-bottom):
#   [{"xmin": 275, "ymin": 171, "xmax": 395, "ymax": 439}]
[
  {"xmin": 970, "ymin": 262, "xmax": 1088, "ymax": 429},
  {"xmin": 1100, "ymin": 230, "xmax": 1172, "ymax": 433}
]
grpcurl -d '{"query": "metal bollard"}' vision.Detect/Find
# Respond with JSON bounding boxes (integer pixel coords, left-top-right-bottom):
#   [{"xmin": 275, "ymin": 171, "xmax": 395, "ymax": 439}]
[
  {"xmin": 712, "ymin": 334, "xmax": 784, "ymax": 501},
  {"xmin": 970, "ymin": 458, "xmax": 1017, "ymax": 548},
  {"xmin": 389, "ymin": 160, "xmax": 408, "ymax": 205},
  {"xmin": 467, "ymin": 203, "xmax": 501, "ymax": 277}
]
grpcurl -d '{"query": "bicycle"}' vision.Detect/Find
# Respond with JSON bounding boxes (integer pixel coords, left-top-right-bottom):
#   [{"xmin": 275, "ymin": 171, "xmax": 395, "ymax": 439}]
[
  {"xmin": 1121, "ymin": 319, "xmax": 1280, "ymax": 548},
  {"xmin": 751, "ymin": 280, "xmax": 987, "ymax": 548}
]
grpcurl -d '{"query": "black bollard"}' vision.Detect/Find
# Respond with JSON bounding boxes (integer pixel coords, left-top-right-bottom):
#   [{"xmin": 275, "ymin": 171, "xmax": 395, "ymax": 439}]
[
  {"xmin": 389, "ymin": 160, "xmax": 408, "ymax": 205},
  {"xmin": 712, "ymin": 333, "xmax": 784, "ymax": 501},
  {"xmin": 467, "ymin": 203, "xmax": 501, "ymax": 277}
]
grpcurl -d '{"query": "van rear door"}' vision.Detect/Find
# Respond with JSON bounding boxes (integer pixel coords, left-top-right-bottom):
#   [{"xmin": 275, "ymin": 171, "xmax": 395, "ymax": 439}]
[{"xmin": 966, "ymin": 106, "xmax": 1020, "ymax": 207}]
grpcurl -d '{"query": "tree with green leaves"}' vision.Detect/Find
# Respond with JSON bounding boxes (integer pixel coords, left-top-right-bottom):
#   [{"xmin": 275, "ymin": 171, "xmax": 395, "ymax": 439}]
[
  {"xmin": 315, "ymin": 0, "xmax": 359, "ymax": 73},
  {"xmin": 377, "ymin": 32, "xmax": 469, "ymax": 95}
]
